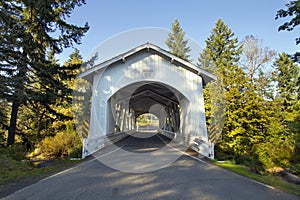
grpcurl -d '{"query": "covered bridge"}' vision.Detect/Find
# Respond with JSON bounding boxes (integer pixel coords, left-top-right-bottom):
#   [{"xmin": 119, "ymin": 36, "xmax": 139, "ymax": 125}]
[{"xmin": 79, "ymin": 43, "xmax": 216, "ymax": 159}]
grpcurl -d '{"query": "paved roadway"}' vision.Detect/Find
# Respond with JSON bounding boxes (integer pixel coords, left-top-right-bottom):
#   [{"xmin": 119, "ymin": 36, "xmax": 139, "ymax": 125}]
[{"xmin": 2, "ymin": 132, "xmax": 300, "ymax": 200}]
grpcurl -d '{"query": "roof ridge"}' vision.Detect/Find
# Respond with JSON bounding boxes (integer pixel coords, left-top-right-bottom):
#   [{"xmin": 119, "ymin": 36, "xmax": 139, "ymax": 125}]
[{"xmin": 79, "ymin": 43, "xmax": 216, "ymax": 84}]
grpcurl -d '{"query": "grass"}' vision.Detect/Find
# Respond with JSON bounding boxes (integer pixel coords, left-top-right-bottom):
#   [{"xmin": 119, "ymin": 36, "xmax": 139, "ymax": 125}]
[
  {"xmin": 214, "ymin": 160, "xmax": 300, "ymax": 196},
  {"xmin": 137, "ymin": 121, "xmax": 159, "ymax": 127},
  {"xmin": 0, "ymin": 154, "xmax": 80, "ymax": 185}
]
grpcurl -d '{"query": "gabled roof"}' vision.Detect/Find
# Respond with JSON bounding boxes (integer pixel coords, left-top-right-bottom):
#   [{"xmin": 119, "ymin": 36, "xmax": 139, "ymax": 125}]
[{"xmin": 79, "ymin": 43, "xmax": 216, "ymax": 85}]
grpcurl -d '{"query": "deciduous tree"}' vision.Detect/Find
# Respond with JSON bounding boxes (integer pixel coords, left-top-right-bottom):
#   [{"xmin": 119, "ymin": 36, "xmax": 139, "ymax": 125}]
[
  {"xmin": 276, "ymin": 0, "xmax": 300, "ymax": 62},
  {"xmin": 240, "ymin": 35, "xmax": 276, "ymax": 82}
]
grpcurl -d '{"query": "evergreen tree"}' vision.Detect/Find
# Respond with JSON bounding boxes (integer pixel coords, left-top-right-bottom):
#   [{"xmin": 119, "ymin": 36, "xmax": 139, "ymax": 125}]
[
  {"xmin": 200, "ymin": 19, "xmax": 271, "ymax": 164},
  {"xmin": 237, "ymin": 36, "xmax": 276, "ymax": 159},
  {"xmin": 0, "ymin": 0, "xmax": 89, "ymax": 145},
  {"xmin": 13, "ymin": 49, "xmax": 84, "ymax": 143},
  {"xmin": 50, "ymin": 49, "xmax": 84, "ymax": 137},
  {"xmin": 199, "ymin": 19, "xmax": 246, "ymax": 157},
  {"xmin": 273, "ymin": 53, "xmax": 299, "ymax": 110},
  {"xmin": 69, "ymin": 50, "xmax": 93, "ymax": 139},
  {"xmin": 198, "ymin": 19, "xmax": 241, "ymax": 74},
  {"xmin": 165, "ymin": 19, "xmax": 191, "ymax": 61},
  {"xmin": 253, "ymin": 53, "xmax": 300, "ymax": 169},
  {"xmin": 0, "ymin": 101, "xmax": 9, "ymax": 145}
]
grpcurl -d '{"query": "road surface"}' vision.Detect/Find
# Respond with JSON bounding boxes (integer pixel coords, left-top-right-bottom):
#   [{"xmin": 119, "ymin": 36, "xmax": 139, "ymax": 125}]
[{"xmin": 2, "ymin": 132, "xmax": 300, "ymax": 200}]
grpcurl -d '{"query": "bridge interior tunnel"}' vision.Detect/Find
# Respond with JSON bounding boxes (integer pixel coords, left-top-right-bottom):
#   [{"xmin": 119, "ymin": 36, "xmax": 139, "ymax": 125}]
[{"xmin": 107, "ymin": 82, "xmax": 184, "ymax": 135}]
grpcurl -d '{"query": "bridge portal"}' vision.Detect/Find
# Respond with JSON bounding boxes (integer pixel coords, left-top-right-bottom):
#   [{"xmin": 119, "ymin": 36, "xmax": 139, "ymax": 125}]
[{"xmin": 79, "ymin": 43, "xmax": 215, "ymax": 158}]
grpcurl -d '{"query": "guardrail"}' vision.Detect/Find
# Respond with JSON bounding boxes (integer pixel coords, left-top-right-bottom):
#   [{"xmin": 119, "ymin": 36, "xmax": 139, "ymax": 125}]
[
  {"xmin": 159, "ymin": 129, "xmax": 192, "ymax": 147},
  {"xmin": 83, "ymin": 129, "xmax": 214, "ymax": 159},
  {"xmin": 192, "ymin": 138, "xmax": 214, "ymax": 159},
  {"xmin": 158, "ymin": 129, "xmax": 214, "ymax": 159},
  {"xmin": 159, "ymin": 129, "xmax": 176, "ymax": 139},
  {"xmin": 82, "ymin": 130, "xmax": 135, "ymax": 158}
]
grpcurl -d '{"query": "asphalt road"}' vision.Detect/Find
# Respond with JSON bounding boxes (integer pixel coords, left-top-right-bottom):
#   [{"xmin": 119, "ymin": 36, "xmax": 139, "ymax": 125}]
[{"xmin": 2, "ymin": 132, "xmax": 300, "ymax": 200}]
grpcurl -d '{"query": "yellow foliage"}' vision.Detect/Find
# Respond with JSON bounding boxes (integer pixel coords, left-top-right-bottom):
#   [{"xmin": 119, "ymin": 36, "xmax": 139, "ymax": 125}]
[{"xmin": 38, "ymin": 129, "xmax": 82, "ymax": 159}]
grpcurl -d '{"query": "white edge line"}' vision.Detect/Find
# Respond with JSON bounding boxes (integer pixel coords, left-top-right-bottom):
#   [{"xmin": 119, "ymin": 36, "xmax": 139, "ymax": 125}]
[
  {"xmin": 43, "ymin": 145, "xmax": 124, "ymax": 180},
  {"xmin": 3, "ymin": 145, "xmax": 124, "ymax": 198},
  {"xmin": 222, "ymin": 167, "xmax": 275, "ymax": 190},
  {"xmin": 249, "ymin": 179, "xmax": 275, "ymax": 190},
  {"xmin": 157, "ymin": 133, "xmax": 275, "ymax": 190}
]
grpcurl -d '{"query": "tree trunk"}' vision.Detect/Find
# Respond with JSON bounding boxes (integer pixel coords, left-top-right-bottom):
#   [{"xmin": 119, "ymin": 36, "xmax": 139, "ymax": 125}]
[
  {"xmin": 7, "ymin": 50, "xmax": 27, "ymax": 146},
  {"xmin": 37, "ymin": 109, "xmax": 46, "ymax": 137},
  {"xmin": 7, "ymin": 99, "xmax": 20, "ymax": 145}
]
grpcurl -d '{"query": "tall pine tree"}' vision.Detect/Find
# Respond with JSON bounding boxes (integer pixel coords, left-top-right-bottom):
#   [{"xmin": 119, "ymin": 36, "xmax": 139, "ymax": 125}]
[
  {"xmin": 198, "ymin": 19, "xmax": 242, "ymax": 75},
  {"xmin": 253, "ymin": 53, "xmax": 300, "ymax": 169},
  {"xmin": 0, "ymin": 0, "xmax": 89, "ymax": 145},
  {"xmin": 165, "ymin": 19, "xmax": 191, "ymax": 61},
  {"xmin": 199, "ymin": 19, "xmax": 246, "ymax": 157},
  {"xmin": 273, "ymin": 53, "xmax": 299, "ymax": 110}
]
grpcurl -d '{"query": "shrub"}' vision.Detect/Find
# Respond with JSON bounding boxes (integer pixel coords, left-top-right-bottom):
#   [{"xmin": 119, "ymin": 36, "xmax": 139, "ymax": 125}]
[
  {"xmin": 0, "ymin": 143, "xmax": 27, "ymax": 161},
  {"xmin": 214, "ymin": 144, "xmax": 234, "ymax": 161},
  {"xmin": 38, "ymin": 129, "xmax": 82, "ymax": 159},
  {"xmin": 254, "ymin": 136, "xmax": 295, "ymax": 170},
  {"xmin": 290, "ymin": 164, "xmax": 300, "ymax": 176}
]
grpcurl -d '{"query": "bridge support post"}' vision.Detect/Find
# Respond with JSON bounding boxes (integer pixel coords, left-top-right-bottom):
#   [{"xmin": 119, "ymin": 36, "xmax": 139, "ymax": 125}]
[{"xmin": 121, "ymin": 107, "xmax": 126, "ymax": 131}]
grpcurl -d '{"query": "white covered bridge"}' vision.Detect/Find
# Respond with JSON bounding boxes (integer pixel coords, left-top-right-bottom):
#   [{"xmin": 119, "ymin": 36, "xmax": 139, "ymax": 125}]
[{"xmin": 79, "ymin": 43, "xmax": 216, "ymax": 159}]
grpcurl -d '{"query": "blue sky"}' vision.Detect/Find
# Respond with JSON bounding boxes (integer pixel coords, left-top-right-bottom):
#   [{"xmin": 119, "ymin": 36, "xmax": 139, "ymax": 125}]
[{"xmin": 58, "ymin": 0, "xmax": 298, "ymax": 64}]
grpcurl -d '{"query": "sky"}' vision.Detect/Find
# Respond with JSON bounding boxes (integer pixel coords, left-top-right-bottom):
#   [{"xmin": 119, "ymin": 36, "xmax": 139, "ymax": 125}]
[{"xmin": 58, "ymin": 0, "xmax": 299, "ymax": 65}]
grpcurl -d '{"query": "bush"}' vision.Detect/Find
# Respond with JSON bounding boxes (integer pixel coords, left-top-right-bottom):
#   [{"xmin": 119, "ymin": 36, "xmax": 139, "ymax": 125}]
[
  {"xmin": 0, "ymin": 143, "xmax": 27, "ymax": 161},
  {"xmin": 234, "ymin": 154, "xmax": 264, "ymax": 173},
  {"xmin": 290, "ymin": 164, "xmax": 300, "ymax": 176},
  {"xmin": 38, "ymin": 129, "xmax": 82, "ymax": 159},
  {"xmin": 254, "ymin": 136, "xmax": 295, "ymax": 170}
]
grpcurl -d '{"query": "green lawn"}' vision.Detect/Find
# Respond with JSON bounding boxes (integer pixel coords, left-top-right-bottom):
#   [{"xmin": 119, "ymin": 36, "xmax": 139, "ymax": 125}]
[
  {"xmin": 214, "ymin": 160, "xmax": 300, "ymax": 196},
  {"xmin": 0, "ymin": 154, "xmax": 80, "ymax": 184}
]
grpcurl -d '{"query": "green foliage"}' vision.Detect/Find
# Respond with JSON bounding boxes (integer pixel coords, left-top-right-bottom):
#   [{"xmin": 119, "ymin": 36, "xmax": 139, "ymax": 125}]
[
  {"xmin": 201, "ymin": 19, "xmax": 300, "ymax": 175},
  {"xmin": 0, "ymin": 143, "xmax": 27, "ymax": 161},
  {"xmin": 215, "ymin": 160, "xmax": 300, "ymax": 196},
  {"xmin": 136, "ymin": 114, "xmax": 159, "ymax": 127},
  {"xmin": 204, "ymin": 80, "xmax": 226, "ymax": 144},
  {"xmin": 198, "ymin": 18, "xmax": 241, "ymax": 74},
  {"xmin": 0, "ymin": 0, "xmax": 89, "ymax": 145},
  {"xmin": 165, "ymin": 19, "xmax": 191, "ymax": 61},
  {"xmin": 272, "ymin": 53, "xmax": 299, "ymax": 110},
  {"xmin": 0, "ymin": 153, "xmax": 32, "ymax": 184},
  {"xmin": 276, "ymin": 0, "xmax": 300, "ymax": 62},
  {"xmin": 137, "ymin": 114, "xmax": 148, "ymax": 125},
  {"xmin": 0, "ymin": 101, "xmax": 9, "ymax": 145},
  {"xmin": 38, "ymin": 128, "xmax": 82, "ymax": 159},
  {"xmin": 254, "ymin": 136, "xmax": 295, "ymax": 169},
  {"xmin": 276, "ymin": 1, "xmax": 300, "ymax": 44},
  {"xmin": 0, "ymin": 152, "xmax": 81, "ymax": 185},
  {"xmin": 200, "ymin": 19, "xmax": 248, "ymax": 159}
]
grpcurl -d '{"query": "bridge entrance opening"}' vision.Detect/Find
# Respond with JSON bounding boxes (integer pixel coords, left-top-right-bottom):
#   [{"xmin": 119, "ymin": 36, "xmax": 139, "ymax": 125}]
[{"xmin": 107, "ymin": 82, "xmax": 183, "ymax": 137}]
